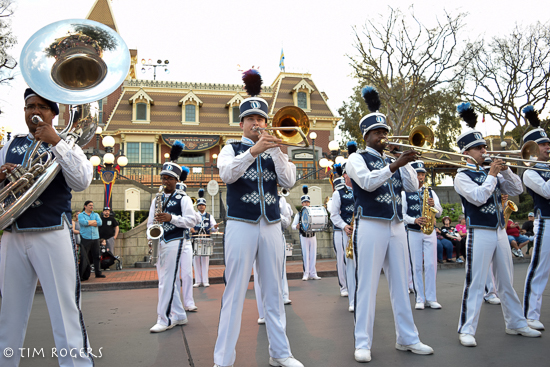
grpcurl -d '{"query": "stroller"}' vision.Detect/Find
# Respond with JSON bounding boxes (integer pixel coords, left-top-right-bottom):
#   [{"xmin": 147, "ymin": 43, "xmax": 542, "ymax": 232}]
[{"xmin": 100, "ymin": 245, "xmax": 122, "ymax": 270}]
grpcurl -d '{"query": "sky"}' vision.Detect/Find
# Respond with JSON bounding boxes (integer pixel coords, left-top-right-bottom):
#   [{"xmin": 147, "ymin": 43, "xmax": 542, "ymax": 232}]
[{"xmin": 1, "ymin": 0, "xmax": 549, "ymax": 140}]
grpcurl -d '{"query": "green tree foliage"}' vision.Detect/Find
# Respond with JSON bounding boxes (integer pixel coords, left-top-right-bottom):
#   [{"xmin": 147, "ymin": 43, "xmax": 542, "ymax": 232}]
[{"xmin": 438, "ymin": 202, "xmax": 463, "ymax": 223}]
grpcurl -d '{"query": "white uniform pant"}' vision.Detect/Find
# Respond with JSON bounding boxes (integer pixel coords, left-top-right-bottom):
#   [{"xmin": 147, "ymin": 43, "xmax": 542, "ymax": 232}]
[
  {"xmin": 214, "ymin": 219, "xmax": 291, "ymax": 366},
  {"xmin": 179, "ymin": 242, "xmax": 195, "ymax": 308},
  {"xmin": 342, "ymin": 231, "xmax": 356, "ymax": 308},
  {"xmin": 0, "ymin": 224, "xmax": 94, "ymax": 367},
  {"xmin": 524, "ymin": 218, "xmax": 550, "ymax": 321},
  {"xmin": 485, "ymin": 264, "xmax": 498, "ymax": 299},
  {"xmin": 354, "ymin": 217, "xmax": 420, "ymax": 350},
  {"xmin": 300, "ymin": 235, "xmax": 318, "ymax": 278},
  {"xmin": 255, "ymin": 232, "xmax": 290, "ymax": 319},
  {"xmin": 157, "ymin": 239, "xmax": 187, "ymax": 326},
  {"xmin": 458, "ymin": 228, "xmax": 527, "ymax": 335},
  {"xmin": 333, "ymin": 230, "xmax": 348, "ymax": 293},
  {"xmin": 407, "ymin": 230, "xmax": 438, "ymax": 303},
  {"xmin": 193, "ymin": 255, "xmax": 210, "ymax": 285}
]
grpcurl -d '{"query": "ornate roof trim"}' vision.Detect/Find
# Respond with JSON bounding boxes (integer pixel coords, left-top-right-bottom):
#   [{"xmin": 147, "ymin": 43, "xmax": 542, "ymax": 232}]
[
  {"xmin": 226, "ymin": 93, "xmax": 245, "ymax": 107},
  {"xmin": 179, "ymin": 91, "xmax": 203, "ymax": 107},
  {"xmin": 85, "ymin": 0, "xmax": 119, "ymax": 33},
  {"xmin": 129, "ymin": 89, "xmax": 154, "ymax": 104},
  {"xmin": 292, "ymin": 79, "xmax": 315, "ymax": 94}
]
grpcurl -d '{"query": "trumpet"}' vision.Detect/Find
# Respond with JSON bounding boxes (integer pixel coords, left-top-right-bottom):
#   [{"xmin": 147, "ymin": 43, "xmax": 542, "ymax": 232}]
[
  {"xmin": 382, "ymin": 125, "xmax": 479, "ymax": 170},
  {"xmin": 252, "ymin": 106, "xmax": 310, "ymax": 147}
]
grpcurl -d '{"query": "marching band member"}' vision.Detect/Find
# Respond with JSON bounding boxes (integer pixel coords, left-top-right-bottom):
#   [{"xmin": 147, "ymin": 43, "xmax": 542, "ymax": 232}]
[
  {"xmin": 328, "ymin": 160, "xmax": 355, "ymax": 305},
  {"xmin": 191, "ymin": 188, "xmax": 218, "ymax": 288},
  {"xmin": 402, "ymin": 160, "xmax": 443, "ymax": 310},
  {"xmin": 292, "ymin": 185, "xmax": 321, "ymax": 281},
  {"xmin": 148, "ymin": 142, "xmax": 201, "ymax": 333},
  {"xmin": 0, "ymin": 89, "xmax": 94, "ymax": 366},
  {"xmin": 213, "ymin": 70, "xmax": 303, "ymax": 367},
  {"xmin": 454, "ymin": 103, "xmax": 540, "ymax": 347},
  {"xmin": 255, "ymin": 189, "xmax": 293, "ymax": 324},
  {"xmin": 522, "ymin": 106, "xmax": 550, "ymax": 331},
  {"xmin": 346, "ymin": 86, "xmax": 433, "ymax": 362}
]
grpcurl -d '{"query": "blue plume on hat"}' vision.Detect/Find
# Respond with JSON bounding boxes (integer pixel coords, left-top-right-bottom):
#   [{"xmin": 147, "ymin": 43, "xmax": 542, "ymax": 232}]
[
  {"xmin": 302, "ymin": 185, "xmax": 308, "ymax": 195},
  {"xmin": 334, "ymin": 163, "xmax": 343, "ymax": 176},
  {"xmin": 361, "ymin": 86, "xmax": 381, "ymax": 113},
  {"xmin": 198, "ymin": 188, "xmax": 205, "ymax": 198},
  {"xmin": 170, "ymin": 140, "xmax": 185, "ymax": 162},
  {"xmin": 523, "ymin": 105, "xmax": 541, "ymax": 128},
  {"xmin": 347, "ymin": 140, "xmax": 357, "ymax": 154},
  {"xmin": 242, "ymin": 69, "xmax": 262, "ymax": 97},
  {"xmin": 180, "ymin": 165, "xmax": 190, "ymax": 182},
  {"xmin": 457, "ymin": 102, "xmax": 478, "ymax": 129}
]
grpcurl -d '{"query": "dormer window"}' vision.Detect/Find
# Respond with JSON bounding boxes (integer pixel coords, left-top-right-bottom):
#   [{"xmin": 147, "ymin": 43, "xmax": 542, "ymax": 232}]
[
  {"xmin": 179, "ymin": 91, "xmax": 203, "ymax": 125},
  {"xmin": 185, "ymin": 104, "xmax": 196, "ymax": 122},
  {"xmin": 291, "ymin": 79, "xmax": 314, "ymax": 112},
  {"xmin": 129, "ymin": 89, "xmax": 154, "ymax": 124},
  {"xmin": 297, "ymin": 92, "xmax": 307, "ymax": 109},
  {"xmin": 136, "ymin": 103, "xmax": 147, "ymax": 120},
  {"xmin": 226, "ymin": 93, "xmax": 245, "ymax": 126}
]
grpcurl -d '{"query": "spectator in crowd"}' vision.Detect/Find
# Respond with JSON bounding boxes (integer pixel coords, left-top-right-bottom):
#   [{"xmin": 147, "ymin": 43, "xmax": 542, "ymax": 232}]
[
  {"xmin": 435, "ymin": 227, "xmax": 454, "ymax": 263},
  {"xmin": 506, "ymin": 219, "xmax": 529, "ymax": 258},
  {"xmin": 98, "ymin": 206, "xmax": 119, "ymax": 255},
  {"xmin": 521, "ymin": 212, "xmax": 535, "ymax": 241},
  {"xmin": 440, "ymin": 216, "xmax": 464, "ymax": 263},
  {"xmin": 455, "ymin": 215, "xmax": 468, "ymax": 260},
  {"xmin": 79, "ymin": 201, "xmax": 104, "ymax": 279}
]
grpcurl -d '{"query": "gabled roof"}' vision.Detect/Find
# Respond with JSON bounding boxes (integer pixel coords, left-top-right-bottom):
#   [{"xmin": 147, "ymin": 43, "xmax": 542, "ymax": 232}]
[
  {"xmin": 85, "ymin": 0, "xmax": 119, "ymax": 33},
  {"xmin": 226, "ymin": 93, "xmax": 245, "ymax": 107},
  {"xmin": 179, "ymin": 91, "xmax": 203, "ymax": 107},
  {"xmin": 292, "ymin": 79, "xmax": 315, "ymax": 94},
  {"xmin": 129, "ymin": 89, "xmax": 154, "ymax": 104}
]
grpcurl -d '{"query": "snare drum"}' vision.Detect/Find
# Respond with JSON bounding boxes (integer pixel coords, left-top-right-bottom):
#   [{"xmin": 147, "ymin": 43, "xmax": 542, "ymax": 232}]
[
  {"xmin": 193, "ymin": 235, "xmax": 214, "ymax": 256},
  {"xmin": 300, "ymin": 206, "xmax": 328, "ymax": 232}
]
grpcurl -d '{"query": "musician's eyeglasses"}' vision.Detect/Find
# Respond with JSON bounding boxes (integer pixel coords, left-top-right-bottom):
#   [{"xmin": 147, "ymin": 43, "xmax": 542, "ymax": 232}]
[{"xmin": 25, "ymin": 104, "xmax": 51, "ymax": 112}]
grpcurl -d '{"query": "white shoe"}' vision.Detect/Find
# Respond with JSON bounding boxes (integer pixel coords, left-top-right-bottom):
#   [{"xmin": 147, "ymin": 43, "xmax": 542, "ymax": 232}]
[
  {"xmin": 284, "ymin": 299, "xmax": 292, "ymax": 305},
  {"xmin": 512, "ymin": 248, "xmax": 520, "ymax": 257},
  {"xmin": 348, "ymin": 305, "xmax": 354, "ymax": 312},
  {"xmin": 341, "ymin": 290, "xmax": 349, "ymax": 297},
  {"xmin": 395, "ymin": 342, "xmax": 433, "ymax": 355},
  {"xmin": 426, "ymin": 301, "xmax": 442, "ymax": 309},
  {"xmin": 213, "ymin": 364, "xmax": 232, "ymax": 367},
  {"xmin": 302, "ymin": 275, "xmax": 308, "ymax": 281},
  {"xmin": 193, "ymin": 283, "xmax": 200, "ymax": 288},
  {"xmin": 269, "ymin": 356, "xmax": 304, "ymax": 367},
  {"xmin": 204, "ymin": 283, "xmax": 210, "ymax": 287},
  {"xmin": 258, "ymin": 318, "xmax": 265, "ymax": 324},
  {"xmin": 505, "ymin": 326, "xmax": 541, "ymax": 337},
  {"xmin": 185, "ymin": 305, "xmax": 198, "ymax": 312},
  {"xmin": 484, "ymin": 296, "xmax": 501, "ymax": 305},
  {"xmin": 519, "ymin": 250, "xmax": 524, "ymax": 258},
  {"xmin": 149, "ymin": 323, "xmax": 168, "ymax": 333},
  {"xmin": 527, "ymin": 319, "xmax": 545, "ymax": 330},
  {"xmin": 172, "ymin": 318, "xmax": 188, "ymax": 327},
  {"xmin": 310, "ymin": 275, "xmax": 322, "ymax": 280},
  {"xmin": 415, "ymin": 302, "xmax": 425, "ymax": 310},
  {"xmin": 459, "ymin": 333, "xmax": 477, "ymax": 347},
  {"xmin": 354, "ymin": 348, "xmax": 371, "ymax": 362}
]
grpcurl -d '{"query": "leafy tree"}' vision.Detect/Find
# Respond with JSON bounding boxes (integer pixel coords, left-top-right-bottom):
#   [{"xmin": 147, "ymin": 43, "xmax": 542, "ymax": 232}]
[
  {"xmin": 0, "ymin": 0, "xmax": 16, "ymax": 89},
  {"xmin": 461, "ymin": 22, "xmax": 550, "ymax": 138},
  {"xmin": 347, "ymin": 6, "xmax": 477, "ymax": 137}
]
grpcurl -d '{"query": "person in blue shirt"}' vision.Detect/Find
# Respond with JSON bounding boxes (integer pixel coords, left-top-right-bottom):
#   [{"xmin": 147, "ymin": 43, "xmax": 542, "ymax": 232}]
[{"xmin": 79, "ymin": 200, "xmax": 104, "ymax": 279}]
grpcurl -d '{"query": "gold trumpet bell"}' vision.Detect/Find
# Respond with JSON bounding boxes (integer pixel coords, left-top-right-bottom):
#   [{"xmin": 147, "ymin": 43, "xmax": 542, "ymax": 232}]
[{"xmin": 271, "ymin": 106, "xmax": 310, "ymax": 147}]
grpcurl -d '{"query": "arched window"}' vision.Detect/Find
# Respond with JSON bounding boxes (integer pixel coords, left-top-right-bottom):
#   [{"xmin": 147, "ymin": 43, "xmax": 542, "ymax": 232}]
[
  {"xmin": 297, "ymin": 92, "xmax": 307, "ymax": 109},
  {"xmin": 185, "ymin": 104, "xmax": 196, "ymax": 122}
]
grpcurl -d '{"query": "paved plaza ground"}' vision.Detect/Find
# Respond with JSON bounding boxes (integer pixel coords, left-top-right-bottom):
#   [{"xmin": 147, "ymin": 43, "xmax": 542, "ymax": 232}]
[{"xmin": 4, "ymin": 261, "xmax": 549, "ymax": 367}]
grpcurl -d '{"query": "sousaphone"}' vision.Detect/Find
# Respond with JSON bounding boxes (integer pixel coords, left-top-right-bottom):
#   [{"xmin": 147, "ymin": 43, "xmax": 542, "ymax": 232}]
[{"xmin": 0, "ymin": 19, "xmax": 130, "ymax": 230}]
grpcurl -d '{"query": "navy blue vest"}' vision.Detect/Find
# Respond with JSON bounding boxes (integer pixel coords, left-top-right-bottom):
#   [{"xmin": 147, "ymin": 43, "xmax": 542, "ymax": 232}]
[
  {"xmin": 193, "ymin": 212, "xmax": 212, "ymax": 236},
  {"xmin": 5, "ymin": 135, "xmax": 72, "ymax": 231},
  {"xmin": 405, "ymin": 188, "xmax": 433, "ymax": 232},
  {"xmin": 226, "ymin": 141, "xmax": 280, "ymax": 223},
  {"xmin": 458, "ymin": 169, "xmax": 505, "ymax": 229},
  {"xmin": 525, "ymin": 167, "xmax": 550, "ymax": 219},
  {"xmin": 333, "ymin": 187, "xmax": 354, "ymax": 231},
  {"xmin": 351, "ymin": 151, "xmax": 404, "ymax": 221},
  {"xmin": 160, "ymin": 191, "xmax": 190, "ymax": 243}
]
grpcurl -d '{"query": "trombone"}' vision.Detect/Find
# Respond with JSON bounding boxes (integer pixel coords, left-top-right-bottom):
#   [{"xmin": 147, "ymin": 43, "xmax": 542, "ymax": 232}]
[
  {"xmin": 484, "ymin": 141, "xmax": 550, "ymax": 172},
  {"xmin": 252, "ymin": 106, "xmax": 310, "ymax": 147},
  {"xmin": 382, "ymin": 125, "xmax": 479, "ymax": 170}
]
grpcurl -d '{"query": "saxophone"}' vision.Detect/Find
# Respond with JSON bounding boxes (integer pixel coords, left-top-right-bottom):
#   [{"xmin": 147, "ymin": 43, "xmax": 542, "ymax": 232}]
[
  {"xmin": 147, "ymin": 185, "xmax": 165, "ymax": 265},
  {"xmin": 345, "ymin": 215, "xmax": 355, "ymax": 259},
  {"xmin": 503, "ymin": 200, "xmax": 518, "ymax": 225},
  {"xmin": 420, "ymin": 186, "xmax": 439, "ymax": 235}
]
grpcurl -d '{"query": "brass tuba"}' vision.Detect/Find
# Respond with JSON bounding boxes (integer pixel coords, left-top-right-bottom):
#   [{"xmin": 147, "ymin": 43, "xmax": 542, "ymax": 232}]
[
  {"xmin": 0, "ymin": 19, "xmax": 130, "ymax": 230},
  {"xmin": 252, "ymin": 106, "xmax": 310, "ymax": 147}
]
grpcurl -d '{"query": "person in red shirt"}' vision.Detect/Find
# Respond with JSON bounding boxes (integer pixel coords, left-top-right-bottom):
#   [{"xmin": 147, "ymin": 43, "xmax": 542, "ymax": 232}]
[{"xmin": 506, "ymin": 219, "xmax": 529, "ymax": 257}]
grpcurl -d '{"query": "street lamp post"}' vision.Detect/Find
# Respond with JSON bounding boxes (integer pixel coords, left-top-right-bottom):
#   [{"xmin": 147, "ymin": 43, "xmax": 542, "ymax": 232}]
[
  {"xmin": 211, "ymin": 153, "xmax": 218, "ymax": 181},
  {"xmin": 5, "ymin": 125, "xmax": 13, "ymax": 141},
  {"xmin": 90, "ymin": 135, "xmax": 128, "ymax": 208},
  {"xmin": 141, "ymin": 58, "xmax": 170, "ymax": 80},
  {"xmin": 310, "ymin": 132, "xmax": 317, "ymax": 179}
]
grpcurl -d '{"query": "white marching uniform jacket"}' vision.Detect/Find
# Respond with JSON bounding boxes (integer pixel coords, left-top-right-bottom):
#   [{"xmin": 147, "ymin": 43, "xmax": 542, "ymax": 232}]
[
  {"xmin": 214, "ymin": 137, "xmax": 296, "ymax": 367},
  {"xmin": 147, "ymin": 193, "xmax": 200, "ymax": 327},
  {"xmin": 454, "ymin": 164, "xmax": 527, "ymax": 335},
  {"xmin": 523, "ymin": 167, "xmax": 550, "ymax": 321},
  {"xmin": 346, "ymin": 149, "xmax": 421, "ymax": 350},
  {"xmin": 402, "ymin": 188, "xmax": 443, "ymax": 304},
  {"xmin": 0, "ymin": 133, "xmax": 94, "ymax": 367}
]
